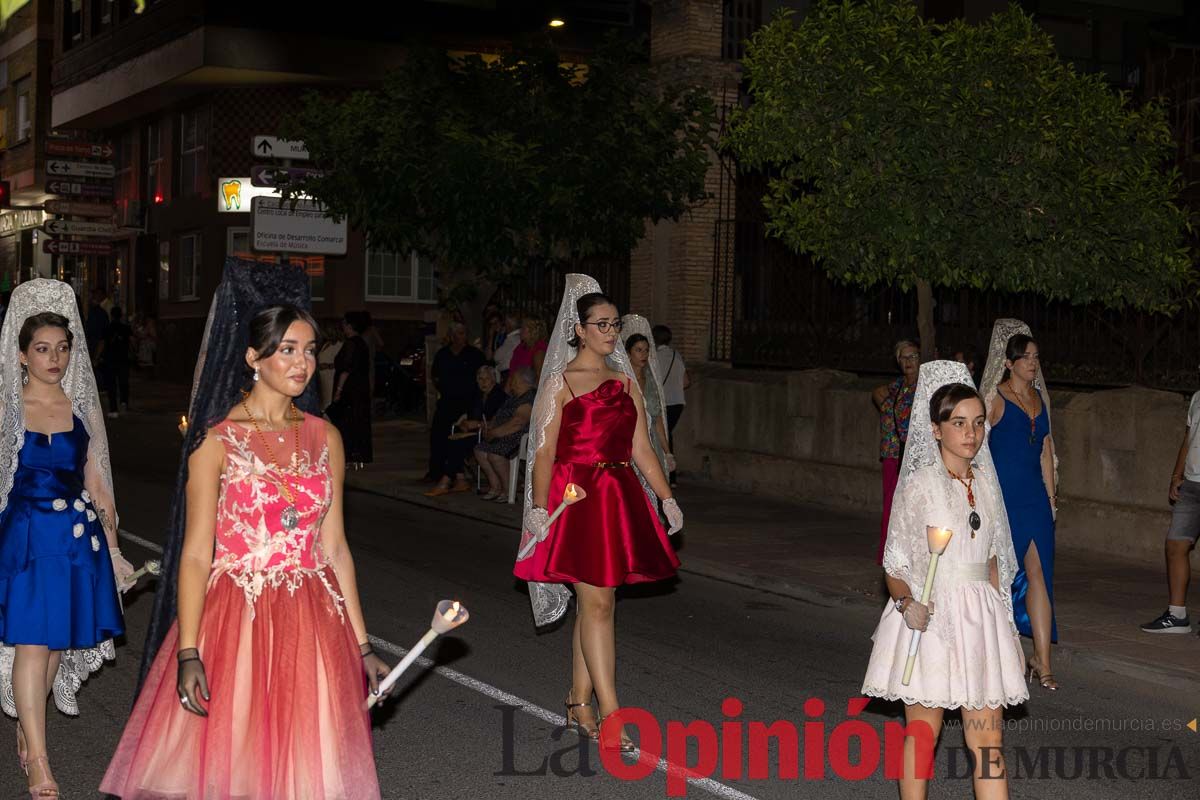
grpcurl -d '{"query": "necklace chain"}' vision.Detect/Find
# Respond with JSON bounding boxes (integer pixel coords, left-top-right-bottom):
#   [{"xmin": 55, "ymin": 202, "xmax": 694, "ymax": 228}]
[
  {"xmin": 946, "ymin": 465, "xmax": 975, "ymax": 509},
  {"xmin": 240, "ymin": 395, "xmax": 302, "ymax": 504},
  {"xmin": 1005, "ymin": 380, "xmax": 1039, "ymax": 439}
]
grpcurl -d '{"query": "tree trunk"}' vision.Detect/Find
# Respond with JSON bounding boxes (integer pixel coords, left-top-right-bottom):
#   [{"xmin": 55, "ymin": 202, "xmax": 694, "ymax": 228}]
[{"xmin": 916, "ymin": 278, "xmax": 936, "ymax": 361}]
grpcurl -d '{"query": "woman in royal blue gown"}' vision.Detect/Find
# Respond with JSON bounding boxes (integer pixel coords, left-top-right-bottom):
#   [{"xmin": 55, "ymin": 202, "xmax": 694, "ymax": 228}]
[
  {"xmin": 0, "ymin": 280, "xmax": 135, "ymax": 796},
  {"xmin": 982, "ymin": 320, "xmax": 1059, "ymax": 691}
]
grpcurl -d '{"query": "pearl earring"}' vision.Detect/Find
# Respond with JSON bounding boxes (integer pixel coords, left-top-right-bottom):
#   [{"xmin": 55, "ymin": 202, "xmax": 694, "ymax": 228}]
[{"xmin": 253, "ymin": 367, "xmax": 260, "ymax": 382}]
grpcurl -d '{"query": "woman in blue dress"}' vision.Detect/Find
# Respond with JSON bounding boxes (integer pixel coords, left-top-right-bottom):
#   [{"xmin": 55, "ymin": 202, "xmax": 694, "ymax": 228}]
[
  {"xmin": 0, "ymin": 280, "xmax": 134, "ymax": 797},
  {"xmin": 981, "ymin": 320, "xmax": 1059, "ymax": 691}
]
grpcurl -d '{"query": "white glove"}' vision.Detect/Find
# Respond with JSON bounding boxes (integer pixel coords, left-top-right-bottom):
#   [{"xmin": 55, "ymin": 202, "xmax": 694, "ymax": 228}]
[
  {"xmin": 665, "ymin": 453, "xmax": 677, "ymax": 473},
  {"xmin": 663, "ymin": 497, "xmax": 683, "ymax": 535},
  {"xmin": 110, "ymin": 547, "xmax": 136, "ymax": 593},
  {"xmin": 901, "ymin": 598, "xmax": 934, "ymax": 632},
  {"xmin": 523, "ymin": 506, "xmax": 551, "ymax": 543}
]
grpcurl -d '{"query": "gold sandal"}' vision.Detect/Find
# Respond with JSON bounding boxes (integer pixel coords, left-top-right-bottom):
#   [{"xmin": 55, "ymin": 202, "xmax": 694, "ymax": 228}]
[
  {"xmin": 1027, "ymin": 660, "xmax": 1060, "ymax": 691},
  {"xmin": 564, "ymin": 690, "xmax": 599, "ymax": 740},
  {"xmin": 598, "ymin": 715, "xmax": 636, "ymax": 753}
]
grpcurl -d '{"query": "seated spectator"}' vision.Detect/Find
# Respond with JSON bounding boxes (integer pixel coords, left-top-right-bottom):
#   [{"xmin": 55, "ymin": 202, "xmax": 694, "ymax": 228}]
[
  {"xmin": 426, "ymin": 366, "xmax": 507, "ymax": 497},
  {"xmin": 475, "ymin": 367, "xmax": 536, "ymax": 501}
]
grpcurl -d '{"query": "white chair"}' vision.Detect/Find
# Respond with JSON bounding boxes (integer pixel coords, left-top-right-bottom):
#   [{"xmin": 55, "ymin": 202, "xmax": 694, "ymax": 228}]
[{"xmin": 506, "ymin": 432, "xmax": 530, "ymax": 504}]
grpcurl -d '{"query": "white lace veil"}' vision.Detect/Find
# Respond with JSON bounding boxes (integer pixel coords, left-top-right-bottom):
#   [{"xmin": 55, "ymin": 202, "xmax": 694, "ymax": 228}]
[
  {"xmin": 516, "ymin": 274, "xmax": 653, "ymax": 628},
  {"xmin": 978, "ymin": 318, "xmax": 1057, "ymax": 482},
  {"xmin": 0, "ymin": 278, "xmax": 117, "ymax": 717},
  {"xmin": 621, "ymin": 314, "xmax": 668, "ymax": 424},
  {"xmin": 882, "ymin": 360, "xmax": 1020, "ymax": 642},
  {"xmin": 0, "ymin": 279, "xmax": 115, "ymax": 521}
]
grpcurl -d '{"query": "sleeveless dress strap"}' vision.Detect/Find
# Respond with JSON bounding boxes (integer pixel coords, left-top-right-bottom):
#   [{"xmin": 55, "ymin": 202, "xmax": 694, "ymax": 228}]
[{"xmin": 563, "ymin": 375, "xmax": 577, "ymax": 398}]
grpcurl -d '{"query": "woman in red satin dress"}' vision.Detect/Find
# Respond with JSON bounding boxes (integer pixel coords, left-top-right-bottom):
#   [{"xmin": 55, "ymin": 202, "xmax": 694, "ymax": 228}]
[{"xmin": 514, "ymin": 291, "xmax": 683, "ymax": 752}]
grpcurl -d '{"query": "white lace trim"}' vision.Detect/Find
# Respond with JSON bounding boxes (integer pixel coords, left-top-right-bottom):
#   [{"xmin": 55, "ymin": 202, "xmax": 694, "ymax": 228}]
[
  {"xmin": 860, "ymin": 684, "xmax": 1028, "ymax": 711},
  {"xmin": 0, "ymin": 639, "xmax": 116, "ymax": 718}
]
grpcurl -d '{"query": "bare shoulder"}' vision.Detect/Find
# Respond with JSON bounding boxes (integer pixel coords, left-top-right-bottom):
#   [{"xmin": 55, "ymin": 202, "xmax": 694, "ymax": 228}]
[
  {"xmin": 187, "ymin": 432, "xmax": 226, "ymax": 474},
  {"xmin": 322, "ymin": 419, "xmax": 344, "ymax": 452}
]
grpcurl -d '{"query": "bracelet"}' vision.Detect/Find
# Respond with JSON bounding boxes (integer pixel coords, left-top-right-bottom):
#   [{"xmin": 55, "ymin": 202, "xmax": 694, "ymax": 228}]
[
  {"xmin": 359, "ymin": 642, "xmax": 375, "ymax": 658},
  {"xmin": 894, "ymin": 595, "xmax": 912, "ymax": 613}
]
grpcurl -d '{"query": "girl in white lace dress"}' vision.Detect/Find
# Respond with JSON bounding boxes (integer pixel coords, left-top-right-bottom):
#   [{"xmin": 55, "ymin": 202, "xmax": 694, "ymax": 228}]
[{"xmin": 862, "ymin": 361, "xmax": 1027, "ymax": 800}]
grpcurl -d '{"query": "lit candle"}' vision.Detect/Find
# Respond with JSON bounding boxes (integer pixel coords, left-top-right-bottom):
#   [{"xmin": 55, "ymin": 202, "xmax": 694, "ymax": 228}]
[
  {"xmin": 901, "ymin": 526, "xmax": 954, "ymax": 686},
  {"xmin": 366, "ymin": 599, "xmax": 470, "ymax": 710},
  {"xmin": 178, "ymin": 415, "xmax": 189, "ymax": 437},
  {"xmin": 516, "ymin": 484, "xmax": 587, "ymax": 560}
]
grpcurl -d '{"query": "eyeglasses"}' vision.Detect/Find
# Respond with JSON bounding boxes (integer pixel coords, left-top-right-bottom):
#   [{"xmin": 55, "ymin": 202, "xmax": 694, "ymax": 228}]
[
  {"xmin": 898, "ymin": 354, "xmax": 920, "ymax": 362},
  {"xmin": 581, "ymin": 320, "xmax": 623, "ymax": 334}
]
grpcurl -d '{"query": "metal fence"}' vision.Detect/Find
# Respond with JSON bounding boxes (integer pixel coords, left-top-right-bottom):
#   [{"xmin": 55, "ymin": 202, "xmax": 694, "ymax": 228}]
[
  {"xmin": 710, "ymin": 218, "xmax": 1200, "ymax": 391},
  {"xmin": 489, "ymin": 254, "xmax": 631, "ymax": 328}
]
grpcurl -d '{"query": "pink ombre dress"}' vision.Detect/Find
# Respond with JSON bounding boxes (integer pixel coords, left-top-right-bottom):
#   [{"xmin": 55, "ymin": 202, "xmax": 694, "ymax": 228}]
[{"xmin": 102, "ymin": 414, "xmax": 380, "ymax": 800}]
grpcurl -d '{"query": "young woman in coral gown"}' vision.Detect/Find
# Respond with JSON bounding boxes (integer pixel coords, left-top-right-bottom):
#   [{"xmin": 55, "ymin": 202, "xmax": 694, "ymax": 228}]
[{"xmin": 102, "ymin": 305, "xmax": 391, "ymax": 799}]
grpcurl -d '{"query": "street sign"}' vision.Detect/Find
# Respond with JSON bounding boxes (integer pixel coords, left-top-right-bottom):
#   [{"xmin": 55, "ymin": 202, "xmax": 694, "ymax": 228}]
[
  {"xmin": 251, "ymin": 197, "xmax": 347, "ymax": 255},
  {"xmin": 251, "ymin": 165, "xmax": 322, "ymax": 188},
  {"xmin": 0, "ymin": 209, "xmax": 45, "ymax": 236},
  {"xmin": 46, "ymin": 160, "xmax": 115, "ymax": 179},
  {"xmin": 252, "ymin": 136, "xmax": 310, "ymax": 161},
  {"xmin": 44, "ymin": 199, "xmax": 115, "ymax": 218},
  {"xmin": 43, "ymin": 219, "xmax": 117, "ymax": 237},
  {"xmin": 46, "ymin": 181, "xmax": 114, "ymax": 199},
  {"xmin": 45, "ymin": 140, "xmax": 113, "ymax": 159},
  {"xmin": 43, "ymin": 239, "xmax": 113, "ymax": 256}
]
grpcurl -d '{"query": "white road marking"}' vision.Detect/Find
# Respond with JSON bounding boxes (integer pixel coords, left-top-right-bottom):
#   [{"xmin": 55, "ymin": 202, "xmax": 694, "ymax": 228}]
[{"xmin": 119, "ymin": 530, "xmax": 764, "ymax": 800}]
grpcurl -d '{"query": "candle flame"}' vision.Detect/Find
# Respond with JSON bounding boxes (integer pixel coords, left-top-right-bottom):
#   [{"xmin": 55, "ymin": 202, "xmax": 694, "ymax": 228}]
[
  {"xmin": 926, "ymin": 526, "xmax": 954, "ymax": 554},
  {"xmin": 566, "ymin": 485, "xmax": 577, "ymax": 500},
  {"xmin": 443, "ymin": 600, "xmax": 462, "ymax": 621}
]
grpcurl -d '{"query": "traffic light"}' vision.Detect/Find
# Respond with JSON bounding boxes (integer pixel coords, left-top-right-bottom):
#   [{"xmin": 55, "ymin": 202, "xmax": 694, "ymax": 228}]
[{"xmin": 0, "ymin": 181, "xmax": 9, "ymax": 209}]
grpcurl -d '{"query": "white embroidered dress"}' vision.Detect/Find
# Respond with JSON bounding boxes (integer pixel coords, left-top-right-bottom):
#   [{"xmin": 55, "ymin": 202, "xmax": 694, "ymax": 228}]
[{"xmin": 862, "ymin": 360, "xmax": 1029, "ymax": 710}]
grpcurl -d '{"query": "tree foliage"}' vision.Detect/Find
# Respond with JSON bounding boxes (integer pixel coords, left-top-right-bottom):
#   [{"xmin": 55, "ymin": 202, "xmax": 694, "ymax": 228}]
[
  {"xmin": 725, "ymin": 0, "xmax": 1191, "ymax": 314},
  {"xmin": 284, "ymin": 37, "xmax": 715, "ymax": 285}
]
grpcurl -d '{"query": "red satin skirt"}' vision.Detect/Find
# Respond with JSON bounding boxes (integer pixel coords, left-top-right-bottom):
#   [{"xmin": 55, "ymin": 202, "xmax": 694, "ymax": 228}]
[
  {"xmin": 514, "ymin": 462, "xmax": 679, "ymax": 587},
  {"xmin": 101, "ymin": 570, "xmax": 380, "ymax": 799}
]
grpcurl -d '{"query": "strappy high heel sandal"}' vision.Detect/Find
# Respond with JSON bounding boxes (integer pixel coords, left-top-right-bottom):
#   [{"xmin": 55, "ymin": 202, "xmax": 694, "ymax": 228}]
[
  {"xmin": 598, "ymin": 715, "xmax": 636, "ymax": 753},
  {"xmin": 26, "ymin": 755, "xmax": 59, "ymax": 798},
  {"xmin": 16, "ymin": 721, "xmax": 27, "ymax": 774},
  {"xmin": 1026, "ymin": 659, "xmax": 1060, "ymax": 691},
  {"xmin": 564, "ymin": 690, "xmax": 599, "ymax": 740}
]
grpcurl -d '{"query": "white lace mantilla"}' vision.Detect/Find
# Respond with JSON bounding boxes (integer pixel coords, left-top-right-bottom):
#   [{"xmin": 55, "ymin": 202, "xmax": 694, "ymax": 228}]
[
  {"xmin": 882, "ymin": 361, "xmax": 1020, "ymax": 644},
  {"xmin": 209, "ymin": 424, "xmax": 344, "ymax": 621}
]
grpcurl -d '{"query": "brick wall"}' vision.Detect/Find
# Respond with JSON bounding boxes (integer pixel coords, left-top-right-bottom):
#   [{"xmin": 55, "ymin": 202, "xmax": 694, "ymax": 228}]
[{"xmin": 629, "ymin": 0, "xmax": 735, "ymax": 363}]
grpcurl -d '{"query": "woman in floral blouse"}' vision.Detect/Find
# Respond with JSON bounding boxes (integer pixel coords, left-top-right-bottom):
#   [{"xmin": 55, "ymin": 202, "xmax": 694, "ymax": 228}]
[{"xmin": 871, "ymin": 340, "xmax": 920, "ymax": 565}]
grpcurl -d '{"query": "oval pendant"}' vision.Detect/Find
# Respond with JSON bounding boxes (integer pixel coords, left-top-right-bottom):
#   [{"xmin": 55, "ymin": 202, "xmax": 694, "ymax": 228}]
[
  {"xmin": 280, "ymin": 505, "xmax": 300, "ymax": 530},
  {"xmin": 969, "ymin": 510, "xmax": 981, "ymax": 530}
]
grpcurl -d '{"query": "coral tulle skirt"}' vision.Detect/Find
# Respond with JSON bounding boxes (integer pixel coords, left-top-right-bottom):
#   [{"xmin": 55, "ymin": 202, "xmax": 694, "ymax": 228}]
[
  {"xmin": 101, "ymin": 571, "xmax": 380, "ymax": 799},
  {"xmin": 513, "ymin": 462, "xmax": 679, "ymax": 587}
]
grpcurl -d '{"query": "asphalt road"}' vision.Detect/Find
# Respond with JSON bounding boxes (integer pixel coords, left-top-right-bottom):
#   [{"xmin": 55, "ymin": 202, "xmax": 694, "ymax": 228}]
[{"xmin": 4, "ymin": 413, "xmax": 1198, "ymax": 799}]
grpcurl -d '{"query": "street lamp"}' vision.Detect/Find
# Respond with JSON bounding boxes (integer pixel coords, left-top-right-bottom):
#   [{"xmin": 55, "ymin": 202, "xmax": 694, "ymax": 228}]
[{"xmin": 548, "ymin": 18, "xmax": 565, "ymax": 27}]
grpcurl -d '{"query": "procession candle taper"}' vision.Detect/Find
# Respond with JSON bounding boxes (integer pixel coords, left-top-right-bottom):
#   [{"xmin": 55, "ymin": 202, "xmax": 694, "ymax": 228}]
[
  {"xmin": 515, "ymin": 484, "xmax": 587, "ymax": 560},
  {"xmin": 179, "ymin": 415, "xmax": 189, "ymax": 437},
  {"xmin": 128, "ymin": 559, "xmax": 162, "ymax": 584},
  {"xmin": 901, "ymin": 526, "xmax": 954, "ymax": 686},
  {"xmin": 365, "ymin": 600, "xmax": 470, "ymax": 710}
]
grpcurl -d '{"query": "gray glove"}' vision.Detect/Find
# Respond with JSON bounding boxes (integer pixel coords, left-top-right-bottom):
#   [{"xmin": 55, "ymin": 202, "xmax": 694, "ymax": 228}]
[
  {"xmin": 902, "ymin": 599, "xmax": 935, "ymax": 632},
  {"xmin": 523, "ymin": 506, "xmax": 551, "ymax": 542},
  {"xmin": 663, "ymin": 497, "xmax": 683, "ymax": 535}
]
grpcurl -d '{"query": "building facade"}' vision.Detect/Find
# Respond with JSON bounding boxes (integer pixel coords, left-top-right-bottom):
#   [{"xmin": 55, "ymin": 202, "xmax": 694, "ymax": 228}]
[{"xmin": 0, "ymin": 0, "xmax": 54, "ymax": 290}]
